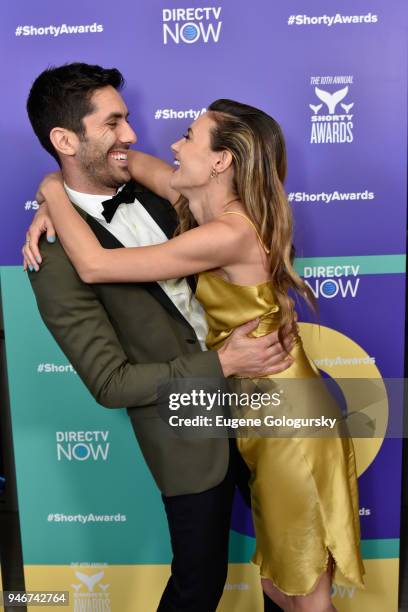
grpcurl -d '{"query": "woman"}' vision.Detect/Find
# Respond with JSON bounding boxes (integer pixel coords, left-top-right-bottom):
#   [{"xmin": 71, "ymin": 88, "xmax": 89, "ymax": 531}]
[{"xmin": 23, "ymin": 99, "xmax": 364, "ymax": 611}]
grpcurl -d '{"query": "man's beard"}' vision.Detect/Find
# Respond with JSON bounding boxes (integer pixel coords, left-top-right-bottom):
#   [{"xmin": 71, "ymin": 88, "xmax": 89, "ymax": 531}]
[{"xmin": 77, "ymin": 139, "xmax": 130, "ymax": 189}]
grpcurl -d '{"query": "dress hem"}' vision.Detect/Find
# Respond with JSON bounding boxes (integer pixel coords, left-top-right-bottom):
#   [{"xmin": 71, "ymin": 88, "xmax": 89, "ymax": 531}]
[{"xmin": 253, "ymin": 545, "xmax": 365, "ymax": 597}]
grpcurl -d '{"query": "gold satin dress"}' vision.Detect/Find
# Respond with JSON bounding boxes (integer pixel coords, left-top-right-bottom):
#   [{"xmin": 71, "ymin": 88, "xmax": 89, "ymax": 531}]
[{"xmin": 195, "ymin": 237, "xmax": 365, "ymax": 596}]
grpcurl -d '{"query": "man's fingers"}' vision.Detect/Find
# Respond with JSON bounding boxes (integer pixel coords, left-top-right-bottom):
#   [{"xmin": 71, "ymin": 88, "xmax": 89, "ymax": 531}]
[
  {"xmin": 265, "ymin": 334, "xmax": 293, "ymax": 357},
  {"xmin": 281, "ymin": 321, "xmax": 296, "ymax": 337},
  {"xmin": 241, "ymin": 363, "xmax": 291, "ymax": 377},
  {"xmin": 258, "ymin": 359, "xmax": 294, "ymax": 377},
  {"xmin": 265, "ymin": 350, "xmax": 290, "ymax": 366},
  {"xmin": 233, "ymin": 318, "xmax": 260, "ymax": 336},
  {"xmin": 266, "ymin": 351, "xmax": 294, "ymax": 369},
  {"xmin": 264, "ymin": 344, "xmax": 294, "ymax": 365},
  {"xmin": 283, "ymin": 334, "xmax": 295, "ymax": 351},
  {"xmin": 260, "ymin": 324, "xmax": 291, "ymax": 349}
]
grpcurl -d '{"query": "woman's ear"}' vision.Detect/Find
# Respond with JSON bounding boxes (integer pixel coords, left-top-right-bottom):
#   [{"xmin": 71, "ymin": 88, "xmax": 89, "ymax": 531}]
[
  {"xmin": 49, "ymin": 127, "xmax": 79, "ymax": 158},
  {"xmin": 215, "ymin": 149, "xmax": 233, "ymax": 173}
]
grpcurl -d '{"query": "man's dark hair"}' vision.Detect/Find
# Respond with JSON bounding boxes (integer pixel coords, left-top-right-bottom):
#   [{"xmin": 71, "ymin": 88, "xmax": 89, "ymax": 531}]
[{"xmin": 26, "ymin": 62, "xmax": 125, "ymax": 162}]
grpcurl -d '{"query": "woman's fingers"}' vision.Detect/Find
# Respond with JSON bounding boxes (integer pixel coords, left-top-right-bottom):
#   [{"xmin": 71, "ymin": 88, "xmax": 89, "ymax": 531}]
[
  {"xmin": 28, "ymin": 227, "xmax": 44, "ymax": 266},
  {"xmin": 22, "ymin": 209, "xmax": 57, "ymax": 271},
  {"xmin": 22, "ymin": 241, "xmax": 39, "ymax": 271},
  {"xmin": 45, "ymin": 220, "xmax": 56, "ymax": 244}
]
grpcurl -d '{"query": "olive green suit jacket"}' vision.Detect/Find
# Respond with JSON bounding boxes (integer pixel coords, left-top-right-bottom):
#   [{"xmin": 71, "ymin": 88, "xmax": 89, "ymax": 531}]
[{"xmin": 29, "ymin": 185, "xmax": 229, "ymax": 496}]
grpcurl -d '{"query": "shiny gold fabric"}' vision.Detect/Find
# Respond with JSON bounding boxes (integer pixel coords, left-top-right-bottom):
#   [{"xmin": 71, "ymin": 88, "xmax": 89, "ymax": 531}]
[{"xmin": 196, "ymin": 271, "xmax": 365, "ymax": 595}]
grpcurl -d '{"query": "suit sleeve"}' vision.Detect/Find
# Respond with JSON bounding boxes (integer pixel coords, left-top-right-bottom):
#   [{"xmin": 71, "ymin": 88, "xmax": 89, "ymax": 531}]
[{"xmin": 29, "ymin": 238, "xmax": 223, "ymax": 408}]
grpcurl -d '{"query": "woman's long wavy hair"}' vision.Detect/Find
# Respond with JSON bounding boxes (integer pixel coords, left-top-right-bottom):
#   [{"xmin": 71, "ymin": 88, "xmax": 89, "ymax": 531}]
[{"xmin": 175, "ymin": 98, "xmax": 316, "ymax": 340}]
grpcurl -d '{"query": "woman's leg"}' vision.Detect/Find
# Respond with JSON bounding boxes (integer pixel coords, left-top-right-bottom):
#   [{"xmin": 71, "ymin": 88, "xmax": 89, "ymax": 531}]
[
  {"xmin": 261, "ymin": 577, "xmax": 288, "ymax": 609},
  {"xmin": 289, "ymin": 568, "xmax": 336, "ymax": 612},
  {"xmin": 262, "ymin": 562, "xmax": 337, "ymax": 612}
]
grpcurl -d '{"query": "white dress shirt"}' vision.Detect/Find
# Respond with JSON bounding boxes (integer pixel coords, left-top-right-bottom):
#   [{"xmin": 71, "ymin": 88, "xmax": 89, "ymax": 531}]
[{"xmin": 64, "ymin": 183, "xmax": 208, "ymax": 350}]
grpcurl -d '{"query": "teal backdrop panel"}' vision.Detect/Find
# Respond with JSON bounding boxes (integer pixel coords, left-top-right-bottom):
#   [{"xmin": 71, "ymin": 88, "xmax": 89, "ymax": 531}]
[
  {"xmin": 1, "ymin": 266, "xmax": 172, "ymax": 565},
  {"xmin": 2, "ymin": 265, "xmax": 402, "ymax": 567}
]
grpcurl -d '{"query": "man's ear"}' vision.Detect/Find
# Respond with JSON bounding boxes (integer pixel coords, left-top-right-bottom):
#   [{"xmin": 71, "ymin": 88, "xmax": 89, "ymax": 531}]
[
  {"xmin": 215, "ymin": 149, "xmax": 233, "ymax": 174},
  {"xmin": 49, "ymin": 127, "xmax": 80, "ymax": 157}
]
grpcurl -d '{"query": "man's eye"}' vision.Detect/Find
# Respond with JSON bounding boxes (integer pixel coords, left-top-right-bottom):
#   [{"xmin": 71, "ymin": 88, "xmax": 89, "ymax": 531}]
[
  {"xmin": 182, "ymin": 133, "xmax": 189, "ymax": 140},
  {"xmin": 107, "ymin": 122, "xmax": 118, "ymax": 128}
]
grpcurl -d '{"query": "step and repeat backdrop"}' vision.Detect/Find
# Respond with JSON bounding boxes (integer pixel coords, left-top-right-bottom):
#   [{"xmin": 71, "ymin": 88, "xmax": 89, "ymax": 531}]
[{"xmin": 0, "ymin": 1, "xmax": 407, "ymax": 610}]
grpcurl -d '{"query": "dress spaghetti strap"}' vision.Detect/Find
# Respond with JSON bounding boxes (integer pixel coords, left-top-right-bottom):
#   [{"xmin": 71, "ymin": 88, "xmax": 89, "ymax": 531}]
[{"xmin": 220, "ymin": 211, "xmax": 270, "ymax": 254}]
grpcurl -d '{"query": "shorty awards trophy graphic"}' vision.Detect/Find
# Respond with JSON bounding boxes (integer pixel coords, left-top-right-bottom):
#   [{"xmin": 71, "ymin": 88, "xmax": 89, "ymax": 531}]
[{"xmin": 310, "ymin": 84, "xmax": 354, "ymax": 143}]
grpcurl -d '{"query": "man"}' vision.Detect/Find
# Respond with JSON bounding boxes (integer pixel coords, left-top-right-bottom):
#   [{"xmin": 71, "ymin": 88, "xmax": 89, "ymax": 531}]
[{"xmin": 24, "ymin": 63, "xmax": 290, "ymax": 611}]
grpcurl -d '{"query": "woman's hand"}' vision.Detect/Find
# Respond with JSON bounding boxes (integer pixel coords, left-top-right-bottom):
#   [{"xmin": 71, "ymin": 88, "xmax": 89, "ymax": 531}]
[
  {"xmin": 36, "ymin": 170, "xmax": 64, "ymax": 203},
  {"xmin": 23, "ymin": 171, "xmax": 63, "ymax": 270},
  {"xmin": 22, "ymin": 201, "xmax": 56, "ymax": 271}
]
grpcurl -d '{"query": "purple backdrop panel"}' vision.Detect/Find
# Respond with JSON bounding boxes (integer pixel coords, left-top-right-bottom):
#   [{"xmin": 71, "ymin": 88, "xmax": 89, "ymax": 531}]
[{"xmin": 1, "ymin": 1, "xmax": 406, "ymax": 261}]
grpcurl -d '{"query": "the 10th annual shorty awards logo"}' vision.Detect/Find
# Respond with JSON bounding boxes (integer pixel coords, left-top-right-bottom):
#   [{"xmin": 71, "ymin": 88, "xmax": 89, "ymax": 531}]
[
  {"xmin": 309, "ymin": 76, "xmax": 354, "ymax": 144},
  {"xmin": 72, "ymin": 569, "xmax": 111, "ymax": 611}
]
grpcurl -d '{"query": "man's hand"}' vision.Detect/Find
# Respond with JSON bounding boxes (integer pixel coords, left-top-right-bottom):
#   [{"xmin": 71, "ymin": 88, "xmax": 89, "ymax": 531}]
[
  {"xmin": 22, "ymin": 201, "xmax": 56, "ymax": 271},
  {"xmin": 218, "ymin": 318, "xmax": 296, "ymax": 377}
]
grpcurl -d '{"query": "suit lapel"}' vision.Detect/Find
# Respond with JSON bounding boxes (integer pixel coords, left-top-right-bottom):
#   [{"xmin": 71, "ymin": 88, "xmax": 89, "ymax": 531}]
[
  {"xmin": 133, "ymin": 184, "xmax": 197, "ymax": 293},
  {"xmin": 84, "ymin": 212, "xmax": 195, "ymax": 331},
  {"xmin": 133, "ymin": 183, "xmax": 178, "ymax": 239}
]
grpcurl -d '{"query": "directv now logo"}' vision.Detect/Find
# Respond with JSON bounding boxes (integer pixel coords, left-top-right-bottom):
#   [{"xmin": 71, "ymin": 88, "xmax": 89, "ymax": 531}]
[
  {"xmin": 162, "ymin": 7, "xmax": 222, "ymax": 45},
  {"xmin": 56, "ymin": 431, "xmax": 110, "ymax": 462},
  {"xmin": 303, "ymin": 265, "xmax": 360, "ymax": 299}
]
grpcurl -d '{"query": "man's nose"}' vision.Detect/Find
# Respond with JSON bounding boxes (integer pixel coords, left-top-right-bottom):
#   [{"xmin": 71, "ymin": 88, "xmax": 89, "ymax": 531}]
[{"xmin": 120, "ymin": 122, "xmax": 137, "ymax": 145}]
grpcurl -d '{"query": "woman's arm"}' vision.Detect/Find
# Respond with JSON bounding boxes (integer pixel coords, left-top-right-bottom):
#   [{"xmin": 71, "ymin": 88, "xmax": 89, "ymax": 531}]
[
  {"xmin": 127, "ymin": 150, "xmax": 180, "ymax": 205},
  {"xmin": 22, "ymin": 151, "xmax": 178, "ymax": 270},
  {"xmin": 42, "ymin": 177, "xmax": 241, "ymax": 284}
]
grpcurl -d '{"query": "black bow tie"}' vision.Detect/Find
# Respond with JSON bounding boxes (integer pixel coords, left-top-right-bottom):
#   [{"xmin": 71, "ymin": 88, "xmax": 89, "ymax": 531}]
[{"xmin": 101, "ymin": 181, "xmax": 141, "ymax": 223}]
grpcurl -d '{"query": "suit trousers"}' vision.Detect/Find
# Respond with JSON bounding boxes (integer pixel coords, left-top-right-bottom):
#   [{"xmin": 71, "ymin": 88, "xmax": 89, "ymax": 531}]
[{"xmin": 157, "ymin": 440, "xmax": 284, "ymax": 612}]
